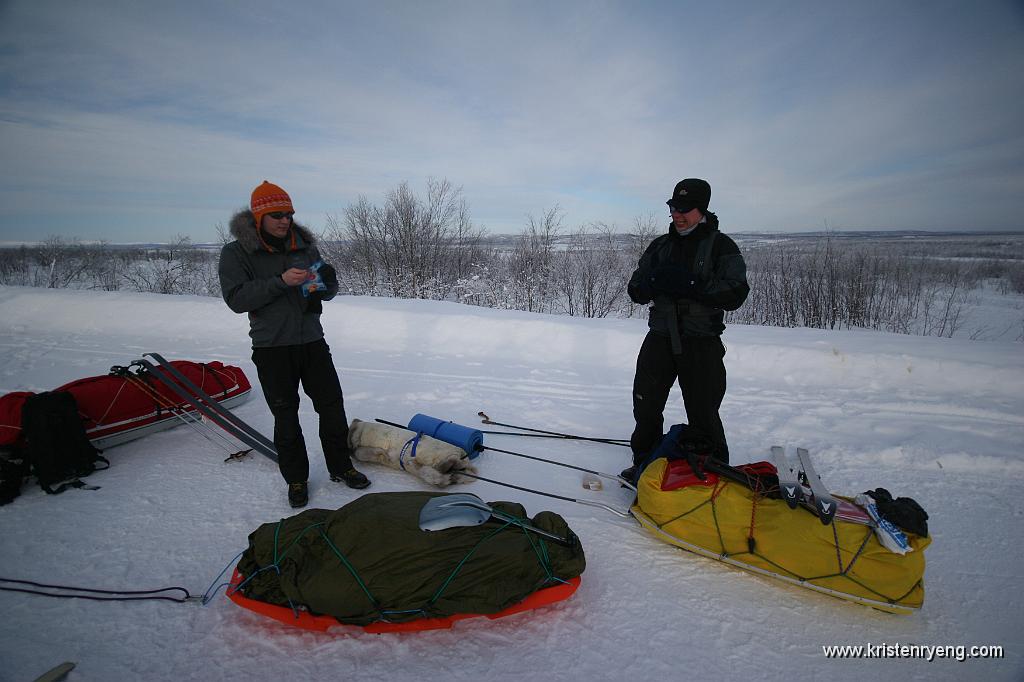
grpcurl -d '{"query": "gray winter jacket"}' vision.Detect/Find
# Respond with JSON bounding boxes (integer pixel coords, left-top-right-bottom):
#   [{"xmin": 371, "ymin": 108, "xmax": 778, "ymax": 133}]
[{"xmin": 218, "ymin": 210, "xmax": 338, "ymax": 348}]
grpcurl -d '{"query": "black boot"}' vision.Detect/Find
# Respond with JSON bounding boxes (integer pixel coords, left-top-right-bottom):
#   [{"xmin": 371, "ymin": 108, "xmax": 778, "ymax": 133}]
[
  {"xmin": 288, "ymin": 482, "xmax": 308, "ymax": 508},
  {"xmin": 331, "ymin": 468, "xmax": 370, "ymax": 490}
]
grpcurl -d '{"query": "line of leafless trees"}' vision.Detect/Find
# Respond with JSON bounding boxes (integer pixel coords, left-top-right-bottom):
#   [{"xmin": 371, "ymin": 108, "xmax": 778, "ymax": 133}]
[
  {"xmin": 0, "ymin": 236, "xmax": 220, "ymax": 296},
  {"xmin": 730, "ymin": 241, "xmax": 983, "ymax": 337},
  {"xmin": 2, "ymin": 181, "xmax": 1022, "ymax": 341},
  {"xmin": 317, "ymin": 181, "xmax": 1022, "ymax": 339},
  {"xmin": 316, "ymin": 185, "xmax": 662, "ymax": 319}
]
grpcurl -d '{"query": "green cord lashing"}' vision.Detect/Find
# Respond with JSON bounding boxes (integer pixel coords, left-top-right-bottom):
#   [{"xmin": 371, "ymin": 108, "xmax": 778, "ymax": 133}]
[
  {"xmin": 258, "ymin": 511, "xmax": 570, "ymax": 623},
  {"xmin": 427, "ymin": 522, "xmax": 511, "ymax": 606},
  {"xmin": 317, "ymin": 529, "xmax": 381, "ymax": 611}
]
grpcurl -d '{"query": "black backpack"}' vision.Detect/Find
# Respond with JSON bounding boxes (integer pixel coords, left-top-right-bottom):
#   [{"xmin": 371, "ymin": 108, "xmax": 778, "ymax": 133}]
[
  {"xmin": 0, "ymin": 446, "xmax": 30, "ymax": 505},
  {"xmin": 20, "ymin": 391, "xmax": 109, "ymax": 495}
]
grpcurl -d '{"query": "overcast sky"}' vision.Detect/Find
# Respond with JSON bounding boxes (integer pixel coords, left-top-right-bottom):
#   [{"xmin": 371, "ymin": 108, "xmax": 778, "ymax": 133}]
[{"xmin": 1, "ymin": 0, "xmax": 1022, "ymax": 242}]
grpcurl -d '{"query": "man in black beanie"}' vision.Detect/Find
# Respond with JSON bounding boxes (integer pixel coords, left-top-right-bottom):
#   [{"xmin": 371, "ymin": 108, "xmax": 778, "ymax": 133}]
[{"xmin": 623, "ymin": 178, "xmax": 749, "ymax": 480}]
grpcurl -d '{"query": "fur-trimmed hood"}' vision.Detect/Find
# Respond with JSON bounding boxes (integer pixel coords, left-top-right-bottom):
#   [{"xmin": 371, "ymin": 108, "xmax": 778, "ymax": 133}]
[{"xmin": 228, "ymin": 209, "xmax": 317, "ymax": 253}]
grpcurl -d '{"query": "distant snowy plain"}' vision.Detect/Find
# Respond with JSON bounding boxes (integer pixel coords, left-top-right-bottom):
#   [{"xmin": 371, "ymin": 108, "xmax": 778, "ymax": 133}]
[{"xmin": 0, "ymin": 286, "xmax": 1021, "ymax": 681}]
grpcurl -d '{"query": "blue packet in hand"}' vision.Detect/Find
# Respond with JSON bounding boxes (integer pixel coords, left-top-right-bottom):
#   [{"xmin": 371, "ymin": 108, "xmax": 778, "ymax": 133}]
[{"xmin": 301, "ymin": 260, "xmax": 324, "ymax": 297}]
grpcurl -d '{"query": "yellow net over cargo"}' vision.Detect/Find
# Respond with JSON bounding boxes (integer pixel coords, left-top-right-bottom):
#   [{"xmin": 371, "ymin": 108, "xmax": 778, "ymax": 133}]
[{"xmin": 631, "ymin": 458, "xmax": 930, "ymax": 613}]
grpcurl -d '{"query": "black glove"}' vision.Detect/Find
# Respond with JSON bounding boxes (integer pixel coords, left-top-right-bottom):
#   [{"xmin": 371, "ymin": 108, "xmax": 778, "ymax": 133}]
[
  {"xmin": 687, "ymin": 449, "xmax": 707, "ymax": 481},
  {"xmin": 651, "ymin": 263, "xmax": 698, "ymax": 298},
  {"xmin": 629, "ymin": 267, "xmax": 656, "ymax": 303},
  {"xmin": 318, "ymin": 263, "xmax": 337, "ymax": 288},
  {"xmin": 864, "ymin": 488, "xmax": 929, "ymax": 537}
]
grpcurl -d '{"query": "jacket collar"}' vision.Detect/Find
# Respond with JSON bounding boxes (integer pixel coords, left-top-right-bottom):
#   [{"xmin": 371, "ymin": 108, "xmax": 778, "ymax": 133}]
[
  {"xmin": 228, "ymin": 209, "xmax": 316, "ymax": 253},
  {"xmin": 666, "ymin": 210, "xmax": 719, "ymax": 241}
]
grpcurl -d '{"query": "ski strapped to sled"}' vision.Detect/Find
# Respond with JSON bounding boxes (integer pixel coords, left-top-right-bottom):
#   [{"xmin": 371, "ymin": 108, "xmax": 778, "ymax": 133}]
[
  {"xmin": 796, "ymin": 447, "xmax": 837, "ymax": 525},
  {"xmin": 111, "ymin": 365, "xmax": 252, "ymax": 461},
  {"xmin": 143, "ymin": 353, "xmax": 277, "ymax": 456},
  {"xmin": 770, "ymin": 446, "xmax": 802, "ymax": 509},
  {"xmin": 769, "ymin": 445, "xmax": 870, "ymax": 525},
  {"xmin": 133, "ymin": 358, "xmax": 278, "ymax": 463}
]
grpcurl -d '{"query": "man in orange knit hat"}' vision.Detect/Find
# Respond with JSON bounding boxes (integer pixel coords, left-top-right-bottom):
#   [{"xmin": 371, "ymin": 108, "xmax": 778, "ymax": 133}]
[{"xmin": 219, "ymin": 181, "xmax": 369, "ymax": 508}]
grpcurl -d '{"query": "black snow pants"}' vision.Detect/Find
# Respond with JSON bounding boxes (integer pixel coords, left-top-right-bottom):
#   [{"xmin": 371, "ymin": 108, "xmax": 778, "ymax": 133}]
[
  {"xmin": 251, "ymin": 339, "xmax": 353, "ymax": 484},
  {"xmin": 629, "ymin": 331, "xmax": 729, "ymax": 465}
]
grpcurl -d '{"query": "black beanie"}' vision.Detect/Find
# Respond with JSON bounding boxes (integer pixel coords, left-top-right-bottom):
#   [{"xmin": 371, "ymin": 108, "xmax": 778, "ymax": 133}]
[{"xmin": 667, "ymin": 178, "xmax": 711, "ymax": 213}]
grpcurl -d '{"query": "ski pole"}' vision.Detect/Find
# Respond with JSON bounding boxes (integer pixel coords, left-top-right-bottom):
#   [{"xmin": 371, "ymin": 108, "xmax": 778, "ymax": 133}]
[
  {"xmin": 477, "ymin": 412, "xmax": 630, "ymax": 446},
  {"xmin": 483, "ymin": 445, "xmax": 635, "ymax": 491},
  {"xmin": 480, "ymin": 429, "xmax": 613, "ymax": 441},
  {"xmin": 478, "ymin": 414, "xmax": 777, "ymax": 499},
  {"xmin": 373, "ymin": 419, "xmax": 635, "ymax": 490},
  {"xmin": 456, "ymin": 471, "xmax": 632, "ymax": 518}
]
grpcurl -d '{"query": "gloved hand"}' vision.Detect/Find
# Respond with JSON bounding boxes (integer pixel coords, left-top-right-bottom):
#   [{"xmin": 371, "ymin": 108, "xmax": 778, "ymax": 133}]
[
  {"xmin": 318, "ymin": 263, "xmax": 337, "ymax": 288},
  {"xmin": 687, "ymin": 450, "xmax": 707, "ymax": 481},
  {"xmin": 629, "ymin": 267, "xmax": 656, "ymax": 303},
  {"xmin": 651, "ymin": 263, "xmax": 699, "ymax": 298},
  {"xmin": 673, "ymin": 432, "xmax": 708, "ymax": 481}
]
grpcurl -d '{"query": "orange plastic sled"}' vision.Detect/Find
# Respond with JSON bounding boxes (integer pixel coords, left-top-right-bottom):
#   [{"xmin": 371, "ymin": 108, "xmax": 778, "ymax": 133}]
[{"xmin": 227, "ymin": 568, "xmax": 581, "ymax": 633}]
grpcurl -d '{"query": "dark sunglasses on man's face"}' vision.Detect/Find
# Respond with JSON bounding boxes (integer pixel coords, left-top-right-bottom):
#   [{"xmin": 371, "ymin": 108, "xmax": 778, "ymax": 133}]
[{"xmin": 267, "ymin": 211, "xmax": 294, "ymax": 220}]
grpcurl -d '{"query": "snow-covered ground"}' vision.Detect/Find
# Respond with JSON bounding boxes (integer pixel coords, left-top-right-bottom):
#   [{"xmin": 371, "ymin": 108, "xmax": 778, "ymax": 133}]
[{"xmin": 1, "ymin": 286, "xmax": 1021, "ymax": 681}]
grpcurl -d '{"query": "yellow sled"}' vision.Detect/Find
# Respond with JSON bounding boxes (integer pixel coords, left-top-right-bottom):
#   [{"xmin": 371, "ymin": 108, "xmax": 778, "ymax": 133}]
[{"xmin": 631, "ymin": 457, "xmax": 930, "ymax": 614}]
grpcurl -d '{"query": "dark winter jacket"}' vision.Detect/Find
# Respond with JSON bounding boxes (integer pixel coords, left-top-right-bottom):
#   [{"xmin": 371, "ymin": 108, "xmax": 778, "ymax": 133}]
[
  {"xmin": 219, "ymin": 210, "xmax": 338, "ymax": 348},
  {"xmin": 628, "ymin": 212, "xmax": 748, "ymax": 340}
]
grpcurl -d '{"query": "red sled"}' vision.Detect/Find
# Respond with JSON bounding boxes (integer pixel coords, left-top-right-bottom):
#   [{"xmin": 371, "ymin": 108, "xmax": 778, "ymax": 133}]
[
  {"xmin": 227, "ymin": 567, "xmax": 581, "ymax": 633},
  {"xmin": 0, "ymin": 360, "xmax": 252, "ymax": 451}
]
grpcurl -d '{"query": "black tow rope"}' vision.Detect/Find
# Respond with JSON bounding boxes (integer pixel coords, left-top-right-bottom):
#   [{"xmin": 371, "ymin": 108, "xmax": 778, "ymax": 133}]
[{"xmin": 0, "ymin": 577, "xmax": 200, "ymax": 603}]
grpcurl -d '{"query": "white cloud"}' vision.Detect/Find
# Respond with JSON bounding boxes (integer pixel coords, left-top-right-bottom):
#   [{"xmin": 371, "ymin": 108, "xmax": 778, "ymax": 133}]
[{"xmin": 1, "ymin": 0, "xmax": 1022, "ymax": 241}]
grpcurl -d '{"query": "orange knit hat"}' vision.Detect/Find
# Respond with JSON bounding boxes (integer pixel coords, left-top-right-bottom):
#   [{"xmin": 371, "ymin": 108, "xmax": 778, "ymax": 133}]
[{"xmin": 250, "ymin": 181, "xmax": 294, "ymax": 228}]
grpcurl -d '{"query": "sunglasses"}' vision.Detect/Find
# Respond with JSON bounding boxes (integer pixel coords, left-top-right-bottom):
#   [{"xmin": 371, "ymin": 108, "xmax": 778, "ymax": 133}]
[{"xmin": 267, "ymin": 211, "xmax": 294, "ymax": 220}]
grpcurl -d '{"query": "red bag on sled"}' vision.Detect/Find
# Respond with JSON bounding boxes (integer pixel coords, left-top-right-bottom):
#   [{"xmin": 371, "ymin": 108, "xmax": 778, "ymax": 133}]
[{"xmin": 0, "ymin": 360, "xmax": 252, "ymax": 450}]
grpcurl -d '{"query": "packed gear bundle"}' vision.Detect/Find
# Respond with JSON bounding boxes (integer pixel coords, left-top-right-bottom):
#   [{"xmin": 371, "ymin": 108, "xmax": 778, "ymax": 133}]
[
  {"xmin": 348, "ymin": 418, "xmax": 478, "ymax": 486},
  {"xmin": 228, "ymin": 491, "xmax": 585, "ymax": 631},
  {"xmin": 630, "ymin": 430, "xmax": 930, "ymax": 613},
  {"xmin": 0, "ymin": 355, "xmax": 255, "ymax": 504}
]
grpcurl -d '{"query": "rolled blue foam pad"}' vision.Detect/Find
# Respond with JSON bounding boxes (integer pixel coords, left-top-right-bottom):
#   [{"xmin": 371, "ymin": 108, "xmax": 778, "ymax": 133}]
[{"xmin": 407, "ymin": 414, "xmax": 484, "ymax": 459}]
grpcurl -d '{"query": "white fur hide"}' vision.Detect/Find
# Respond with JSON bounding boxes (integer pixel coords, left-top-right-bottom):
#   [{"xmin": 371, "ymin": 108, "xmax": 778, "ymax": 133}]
[{"xmin": 347, "ymin": 419, "xmax": 477, "ymax": 487}]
